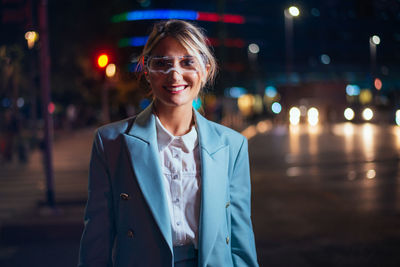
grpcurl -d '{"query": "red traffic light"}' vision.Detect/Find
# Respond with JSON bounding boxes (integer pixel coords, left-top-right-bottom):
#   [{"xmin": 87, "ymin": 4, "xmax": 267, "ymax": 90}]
[{"xmin": 97, "ymin": 54, "xmax": 109, "ymax": 68}]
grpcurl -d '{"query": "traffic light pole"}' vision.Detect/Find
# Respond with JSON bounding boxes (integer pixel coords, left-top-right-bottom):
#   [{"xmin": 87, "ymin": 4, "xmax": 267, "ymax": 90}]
[
  {"xmin": 101, "ymin": 81, "xmax": 110, "ymax": 124},
  {"xmin": 38, "ymin": 0, "xmax": 55, "ymax": 207}
]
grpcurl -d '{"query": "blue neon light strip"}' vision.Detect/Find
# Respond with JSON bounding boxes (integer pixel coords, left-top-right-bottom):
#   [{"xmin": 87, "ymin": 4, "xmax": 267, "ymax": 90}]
[
  {"xmin": 112, "ymin": 9, "xmax": 245, "ymax": 24},
  {"xmin": 125, "ymin": 10, "xmax": 198, "ymax": 21}
]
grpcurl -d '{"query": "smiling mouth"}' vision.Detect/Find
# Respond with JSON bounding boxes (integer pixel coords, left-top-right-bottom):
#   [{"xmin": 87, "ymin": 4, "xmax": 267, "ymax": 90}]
[{"xmin": 163, "ymin": 85, "xmax": 188, "ymax": 94}]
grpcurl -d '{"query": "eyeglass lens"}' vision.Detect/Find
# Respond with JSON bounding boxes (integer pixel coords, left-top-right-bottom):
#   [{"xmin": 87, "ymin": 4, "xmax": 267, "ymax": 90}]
[{"xmin": 147, "ymin": 56, "xmax": 201, "ymax": 74}]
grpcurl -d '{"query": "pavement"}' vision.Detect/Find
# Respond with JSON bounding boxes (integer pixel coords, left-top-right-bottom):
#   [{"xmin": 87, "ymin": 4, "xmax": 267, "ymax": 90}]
[{"xmin": 0, "ymin": 128, "xmax": 94, "ymax": 267}]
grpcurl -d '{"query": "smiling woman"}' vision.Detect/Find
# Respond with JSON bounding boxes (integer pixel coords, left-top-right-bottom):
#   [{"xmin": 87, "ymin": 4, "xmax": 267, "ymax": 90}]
[
  {"xmin": 144, "ymin": 36, "xmax": 206, "ymax": 125},
  {"xmin": 78, "ymin": 19, "xmax": 258, "ymax": 267}
]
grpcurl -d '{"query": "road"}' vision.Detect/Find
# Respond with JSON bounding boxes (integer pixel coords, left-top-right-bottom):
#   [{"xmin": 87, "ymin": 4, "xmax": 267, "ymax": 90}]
[
  {"xmin": 1, "ymin": 122, "xmax": 400, "ymax": 266},
  {"xmin": 250, "ymin": 122, "xmax": 400, "ymax": 266}
]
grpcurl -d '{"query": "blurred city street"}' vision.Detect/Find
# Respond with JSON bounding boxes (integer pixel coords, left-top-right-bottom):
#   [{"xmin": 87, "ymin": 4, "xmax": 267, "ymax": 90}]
[
  {"xmin": 0, "ymin": 128, "xmax": 93, "ymax": 267},
  {"xmin": 1, "ymin": 122, "xmax": 400, "ymax": 266},
  {"xmin": 1, "ymin": 0, "xmax": 400, "ymax": 266},
  {"xmin": 250, "ymin": 122, "xmax": 400, "ymax": 266}
]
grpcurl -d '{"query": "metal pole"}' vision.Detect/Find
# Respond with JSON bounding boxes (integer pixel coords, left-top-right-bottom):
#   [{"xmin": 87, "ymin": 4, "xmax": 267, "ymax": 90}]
[
  {"xmin": 369, "ymin": 39, "xmax": 376, "ymax": 78},
  {"xmin": 284, "ymin": 9, "xmax": 293, "ymax": 77},
  {"xmin": 217, "ymin": 0, "xmax": 226, "ymax": 92},
  {"xmin": 38, "ymin": 0, "xmax": 55, "ymax": 207},
  {"xmin": 101, "ymin": 82, "xmax": 110, "ymax": 124}
]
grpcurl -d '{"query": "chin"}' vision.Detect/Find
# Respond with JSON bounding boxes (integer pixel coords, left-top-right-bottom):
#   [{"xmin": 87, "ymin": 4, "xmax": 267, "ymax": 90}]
[{"xmin": 157, "ymin": 98, "xmax": 194, "ymax": 109}]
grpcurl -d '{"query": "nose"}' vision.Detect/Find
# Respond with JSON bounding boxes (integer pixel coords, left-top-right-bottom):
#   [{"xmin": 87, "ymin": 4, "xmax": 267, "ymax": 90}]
[
  {"xmin": 166, "ymin": 67, "xmax": 183, "ymax": 81},
  {"xmin": 166, "ymin": 59, "xmax": 183, "ymax": 74}
]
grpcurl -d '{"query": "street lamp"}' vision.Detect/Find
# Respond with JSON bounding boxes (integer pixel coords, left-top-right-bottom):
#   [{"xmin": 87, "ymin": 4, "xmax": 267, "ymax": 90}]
[
  {"xmin": 288, "ymin": 6, "xmax": 300, "ymax": 17},
  {"xmin": 247, "ymin": 43, "xmax": 262, "ymax": 93},
  {"xmin": 284, "ymin": 5, "xmax": 300, "ymax": 78},
  {"xmin": 248, "ymin": 43, "xmax": 259, "ymax": 68},
  {"xmin": 369, "ymin": 35, "xmax": 380, "ymax": 81}
]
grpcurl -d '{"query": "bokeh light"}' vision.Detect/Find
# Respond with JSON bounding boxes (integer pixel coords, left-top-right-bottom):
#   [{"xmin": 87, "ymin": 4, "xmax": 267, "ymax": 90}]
[
  {"xmin": 256, "ymin": 121, "xmax": 271, "ymax": 133},
  {"xmin": 344, "ymin": 108, "xmax": 355, "ymax": 121},
  {"xmin": 307, "ymin": 107, "xmax": 319, "ymax": 126},
  {"xmin": 288, "ymin": 6, "xmax": 300, "ymax": 17},
  {"xmin": 271, "ymin": 102, "xmax": 282, "ymax": 114},
  {"xmin": 238, "ymin": 94, "xmax": 255, "ymax": 116},
  {"xmin": 371, "ymin": 35, "xmax": 381, "ymax": 45},
  {"xmin": 396, "ymin": 109, "xmax": 400, "ymax": 126},
  {"xmin": 320, "ymin": 54, "xmax": 331, "ymax": 64},
  {"xmin": 225, "ymin": 87, "xmax": 246, "ymax": 98},
  {"xmin": 265, "ymin": 86, "xmax": 277, "ymax": 98},
  {"xmin": 105, "ymin": 64, "xmax": 116, "ymax": 77},
  {"xmin": 48, "ymin": 102, "xmax": 55, "ymax": 114},
  {"xmin": 362, "ymin": 108, "xmax": 374, "ymax": 121},
  {"xmin": 248, "ymin": 43, "xmax": 260, "ymax": 54},
  {"xmin": 360, "ymin": 90, "xmax": 373, "ymax": 104},
  {"xmin": 2, "ymin": 98, "xmax": 11, "ymax": 108},
  {"xmin": 346, "ymin": 84, "xmax": 360, "ymax": 96},
  {"xmin": 290, "ymin": 107, "xmax": 300, "ymax": 117},
  {"xmin": 289, "ymin": 107, "xmax": 301, "ymax": 125},
  {"xmin": 24, "ymin": 31, "xmax": 39, "ymax": 49},
  {"xmin": 374, "ymin": 78, "xmax": 382, "ymax": 90},
  {"xmin": 17, "ymin": 97, "xmax": 24, "ymax": 108},
  {"xmin": 97, "ymin": 54, "xmax": 109, "ymax": 68},
  {"xmin": 366, "ymin": 169, "xmax": 376, "ymax": 179}
]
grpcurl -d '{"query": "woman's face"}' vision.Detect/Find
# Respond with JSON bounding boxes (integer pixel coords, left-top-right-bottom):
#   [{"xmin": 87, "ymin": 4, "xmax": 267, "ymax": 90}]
[{"xmin": 146, "ymin": 36, "xmax": 206, "ymax": 112}]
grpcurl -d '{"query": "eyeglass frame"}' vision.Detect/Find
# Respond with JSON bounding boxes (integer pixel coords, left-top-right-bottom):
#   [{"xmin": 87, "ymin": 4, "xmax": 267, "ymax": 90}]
[{"xmin": 144, "ymin": 55, "xmax": 206, "ymax": 75}]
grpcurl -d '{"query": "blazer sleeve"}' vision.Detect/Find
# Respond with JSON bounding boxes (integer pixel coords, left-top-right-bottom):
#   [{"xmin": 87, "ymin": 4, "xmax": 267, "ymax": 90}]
[
  {"xmin": 78, "ymin": 130, "xmax": 116, "ymax": 267},
  {"xmin": 230, "ymin": 137, "xmax": 259, "ymax": 267}
]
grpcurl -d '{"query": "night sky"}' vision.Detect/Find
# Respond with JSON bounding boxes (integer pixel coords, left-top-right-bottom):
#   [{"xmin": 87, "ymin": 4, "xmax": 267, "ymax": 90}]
[{"xmin": 1, "ymin": 0, "xmax": 400, "ymax": 97}]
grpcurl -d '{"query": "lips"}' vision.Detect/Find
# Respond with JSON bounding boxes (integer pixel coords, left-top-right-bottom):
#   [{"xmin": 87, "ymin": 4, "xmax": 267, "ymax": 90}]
[{"xmin": 163, "ymin": 85, "xmax": 188, "ymax": 94}]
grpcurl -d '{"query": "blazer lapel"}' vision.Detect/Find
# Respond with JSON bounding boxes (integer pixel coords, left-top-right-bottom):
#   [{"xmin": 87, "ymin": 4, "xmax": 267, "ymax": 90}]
[
  {"xmin": 122, "ymin": 104, "xmax": 173, "ymax": 252},
  {"xmin": 195, "ymin": 111, "xmax": 229, "ymax": 266},
  {"xmin": 121, "ymin": 106, "xmax": 228, "ymax": 263}
]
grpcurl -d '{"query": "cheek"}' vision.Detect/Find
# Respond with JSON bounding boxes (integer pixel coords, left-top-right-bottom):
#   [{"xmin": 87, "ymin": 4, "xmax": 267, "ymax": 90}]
[
  {"xmin": 185, "ymin": 73, "xmax": 202, "ymax": 87},
  {"xmin": 148, "ymin": 74, "xmax": 162, "ymax": 87},
  {"xmin": 196, "ymin": 71, "xmax": 207, "ymax": 87}
]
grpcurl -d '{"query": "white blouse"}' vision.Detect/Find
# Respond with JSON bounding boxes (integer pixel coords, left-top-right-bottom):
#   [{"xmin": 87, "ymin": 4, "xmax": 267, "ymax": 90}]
[{"xmin": 155, "ymin": 116, "xmax": 201, "ymax": 248}]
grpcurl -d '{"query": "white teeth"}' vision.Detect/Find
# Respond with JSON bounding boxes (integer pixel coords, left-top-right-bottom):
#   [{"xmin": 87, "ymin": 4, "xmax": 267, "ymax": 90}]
[{"xmin": 167, "ymin": 86, "xmax": 186, "ymax": 92}]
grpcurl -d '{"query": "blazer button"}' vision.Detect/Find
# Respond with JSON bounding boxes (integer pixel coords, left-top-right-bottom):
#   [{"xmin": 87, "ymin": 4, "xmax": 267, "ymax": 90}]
[
  {"xmin": 120, "ymin": 193, "xmax": 130, "ymax": 200},
  {"xmin": 226, "ymin": 236, "xmax": 230, "ymax": 244},
  {"xmin": 225, "ymin": 201, "xmax": 230, "ymax": 208},
  {"xmin": 127, "ymin": 229, "xmax": 134, "ymax": 238}
]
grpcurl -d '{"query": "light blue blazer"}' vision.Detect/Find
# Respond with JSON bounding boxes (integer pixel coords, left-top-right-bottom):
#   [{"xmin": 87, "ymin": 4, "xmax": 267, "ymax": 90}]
[{"xmin": 78, "ymin": 103, "xmax": 258, "ymax": 267}]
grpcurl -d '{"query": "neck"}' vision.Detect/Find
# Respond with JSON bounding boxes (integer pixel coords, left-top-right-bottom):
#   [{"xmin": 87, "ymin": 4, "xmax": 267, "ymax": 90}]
[{"xmin": 154, "ymin": 101, "xmax": 194, "ymax": 136}]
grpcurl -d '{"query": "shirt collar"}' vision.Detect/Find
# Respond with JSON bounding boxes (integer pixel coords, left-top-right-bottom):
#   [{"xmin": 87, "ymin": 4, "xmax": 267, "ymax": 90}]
[{"xmin": 155, "ymin": 115, "xmax": 198, "ymax": 153}]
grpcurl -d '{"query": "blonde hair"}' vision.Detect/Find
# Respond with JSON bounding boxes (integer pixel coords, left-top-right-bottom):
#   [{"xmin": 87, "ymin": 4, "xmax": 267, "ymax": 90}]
[{"xmin": 137, "ymin": 20, "xmax": 217, "ymax": 88}]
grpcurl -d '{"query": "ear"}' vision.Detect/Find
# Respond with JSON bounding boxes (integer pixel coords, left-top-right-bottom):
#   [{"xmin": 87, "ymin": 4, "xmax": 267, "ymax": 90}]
[
  {"xmin": 205, "ymin": 63, "xmax": 211, "ymax": 74},
  {"xmin": 201, "ymin": 64, "xmax": 211, "ymax": 86}
]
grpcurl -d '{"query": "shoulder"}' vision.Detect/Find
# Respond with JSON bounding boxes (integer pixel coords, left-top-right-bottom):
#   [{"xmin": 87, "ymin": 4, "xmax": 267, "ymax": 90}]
[
  {"xmin": 95, "ymin": 116, "xmax": 137, "ymax": 140},
  {"xmin": 196, "ymin": 112, "xmax": 247, "ymax": 155},
  {"xmin": 204, "ymin": 119, "xmax": 246, "ymax": 144}
]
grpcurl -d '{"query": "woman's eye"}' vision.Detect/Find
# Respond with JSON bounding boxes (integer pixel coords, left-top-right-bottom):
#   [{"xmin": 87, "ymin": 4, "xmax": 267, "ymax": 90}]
[
  {"xmin": 182, "ymin": 59, "xmax": 195, "ymax": 67},
  {"xmin": 153, "ymin": 60, "xmax": 166, "ymax": 67}
]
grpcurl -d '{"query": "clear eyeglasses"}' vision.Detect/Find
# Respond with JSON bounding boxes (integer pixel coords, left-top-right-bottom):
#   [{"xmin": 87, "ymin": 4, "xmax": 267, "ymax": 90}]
[{"xmin": 146, "ymin": 55, "xmax": 203, "ymax": 75}]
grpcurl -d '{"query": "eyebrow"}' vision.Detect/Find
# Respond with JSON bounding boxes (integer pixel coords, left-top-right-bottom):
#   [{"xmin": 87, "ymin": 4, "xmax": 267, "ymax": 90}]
[{"xmin": 150, "ymin": 55, "xmax": 195, "ymax": 59}]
